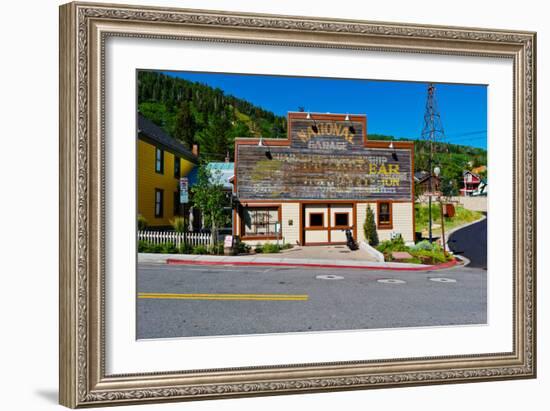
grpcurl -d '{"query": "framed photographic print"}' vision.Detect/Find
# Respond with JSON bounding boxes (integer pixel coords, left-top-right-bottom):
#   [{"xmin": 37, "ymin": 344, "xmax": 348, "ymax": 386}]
[{"xmin": 59, "ymin": 1, "xmax": 537, "ymax": 408}]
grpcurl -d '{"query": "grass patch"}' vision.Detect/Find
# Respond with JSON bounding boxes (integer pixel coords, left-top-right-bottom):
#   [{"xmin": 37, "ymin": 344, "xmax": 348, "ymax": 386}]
[
  {"xmin": 415, "ymin": 203, "xmax": 483, "ymax": 236},
  {"xmin": 253, "ymin": 243, "xmax": 294, "ymax": 254}
]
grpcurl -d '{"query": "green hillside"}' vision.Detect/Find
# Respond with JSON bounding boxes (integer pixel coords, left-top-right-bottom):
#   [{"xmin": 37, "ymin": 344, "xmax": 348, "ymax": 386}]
[
  {"xmin": 137, "ymin": 71, "xmax": 287, "ymax": 161},
  {"xmin": 370, "ymin": 134, "xmax": 487, "ymax": 196}
]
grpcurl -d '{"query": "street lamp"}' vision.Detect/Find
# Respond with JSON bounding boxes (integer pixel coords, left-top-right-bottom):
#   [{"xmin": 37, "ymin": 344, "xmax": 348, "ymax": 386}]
[
  {"xmin": 344, "ymin": 114, "xmax": 356, "ymax": 134},
  {"xmin": 307, "ymin": 112, "xmax": 319, "ymax": 133},
  {"xmin": 431, "ymin": 166, "xmax": 448, "ymax": 255},
  {"xmin": 258, "ymin": 136, "xmax": 272, "ymax": 159},
  {"xmin": 428, "ymin": 165, "xmax": 441, "ymax": 243}
]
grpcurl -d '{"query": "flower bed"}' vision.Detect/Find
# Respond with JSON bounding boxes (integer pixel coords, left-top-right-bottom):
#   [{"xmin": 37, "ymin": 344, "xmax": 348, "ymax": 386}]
[{"xmin": 376, "ymin": 237, "xmax": 453, "ymax": 265}]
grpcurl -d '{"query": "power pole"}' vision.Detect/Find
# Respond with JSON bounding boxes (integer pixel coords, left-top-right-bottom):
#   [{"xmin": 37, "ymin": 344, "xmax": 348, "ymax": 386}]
[{"xmin": 421, "ymin": 83, "xmax": 445, "ymax": 243}]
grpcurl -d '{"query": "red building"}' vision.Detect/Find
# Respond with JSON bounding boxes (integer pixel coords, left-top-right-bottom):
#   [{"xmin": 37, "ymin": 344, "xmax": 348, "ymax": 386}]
[{"xmin": 460, "ymin": 170, "xmax": 482, "ymax": 196}]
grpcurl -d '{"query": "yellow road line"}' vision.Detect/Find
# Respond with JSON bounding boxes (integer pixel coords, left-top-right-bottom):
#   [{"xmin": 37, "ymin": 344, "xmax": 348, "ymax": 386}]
[{"xmin": 137, "ymin": 292, "xmax": 309, "ymax": 301}]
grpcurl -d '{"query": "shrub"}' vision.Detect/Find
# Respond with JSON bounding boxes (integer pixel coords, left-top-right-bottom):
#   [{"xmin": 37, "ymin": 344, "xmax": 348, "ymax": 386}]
[
  {"xmin": 149, "ymin": 243, "xmax": 163, "ymax": 253},
  {"xmin": 281, "ymin": 243, "xmax": 293, "ymax": 250},
  {"xmin": 137, "ymin": 215, "xmax": 148, "ymax": 231},
  {"xmin": 412, "ymin": 248, "xmax": 447, "ymax": 264},
  {"xmin": 178, "ymin": 243, "xmax": 193, "ymax": 254},
  {"xmin": 160, "ymin": 242, "xmax": 177, "ymax": 254},
  {"xmin": 376, "ymin": 236, "xmax": 408, "ymax": 254},
  {"xmin": 192, "ymin": 245, "xmax": 209, "ymax": 255},
  {"xmin": 261, "ymin": 243, "xmax": 280, "ymax": 254},
  {"xmin": 412, "ymin": 240, "xmax": 434, "ymax": 251},
  {"xmin": 170, "ymin": 216, "xmax": 186, "ymax": 233},
  {"xmin": 138, "ymin": 240, "xmax": 150, "ymax": 253},
  {"xmin": 208, "ymin": 243, "xmax": 225, "ymax": 255},
  {"xmin": 364, "ymin": 205, "xmax": 379, "ymax": 246},
  {"xmin": 238, "ymin": 242, "xmax": 251, "ymax": 254},
  {"xmin": 254, "ymin": 243, "xmax": 262, "ymax": 253},
  {"xmin": 138, "ymin": 240, "xmax": 163, "ymax": 253}
]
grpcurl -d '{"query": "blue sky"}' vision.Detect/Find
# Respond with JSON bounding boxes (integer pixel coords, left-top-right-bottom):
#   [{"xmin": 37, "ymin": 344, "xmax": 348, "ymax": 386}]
[{"xmin": 163, "ymin": 71, "xmax": 487, "ymax": 149}]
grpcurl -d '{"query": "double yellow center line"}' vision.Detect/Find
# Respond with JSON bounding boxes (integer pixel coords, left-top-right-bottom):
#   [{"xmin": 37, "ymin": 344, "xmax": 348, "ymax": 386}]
[{"xmin": 138, "ymin": 292, "xmax": 308, "ymax": 301}]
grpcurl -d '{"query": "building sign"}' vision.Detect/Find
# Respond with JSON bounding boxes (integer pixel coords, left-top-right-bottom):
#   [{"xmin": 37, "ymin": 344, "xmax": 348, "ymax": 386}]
[
  {"xmin": 224, "ymin": 235, "xmax": 233, "ymax": 248},
  {"xmin": 179, "ymin": 177, "xmax": 189, "ymax": 204},
  {"xmin": 236, "ymin": 144, "xmax": 412, "ymax": 201},
  {"xmin": 289, "ymin": 118, "xmax": 365, "ymax": 150}
]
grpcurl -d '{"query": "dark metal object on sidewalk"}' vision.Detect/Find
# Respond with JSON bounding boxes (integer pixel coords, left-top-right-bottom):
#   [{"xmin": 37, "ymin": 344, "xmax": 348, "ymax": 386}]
[{"xmin": 345, "ymin": 228, "xmax": 358, "ymax": 250}]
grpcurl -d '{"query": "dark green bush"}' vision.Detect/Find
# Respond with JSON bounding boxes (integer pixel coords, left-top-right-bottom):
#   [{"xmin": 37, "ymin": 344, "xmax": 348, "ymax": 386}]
[
  {"xmin": 238, "ymin": 242, "xmax": 251, "ymax": 254},
  {"xmin": 170, "ymin": 216, "xmax": 186, "ymax": 233},
  {"xmin": 363, "ymin": 205, "xmax": 379, "ymax": 246},
  {"xmin": 137, "ymin": 215, "xmax": 148, "ymax": 231},
  {"xmin": 412, "ymin": 248, "xmax": 448, "ymax": 264},
  {"xmin": 178, "ymin": 243, "xmax": 193, "ymax": 254},
  {"xmin": 261, "ymin": 243, "xmax": 280, "ymax": 254},
  {"xmin": 138, "ymin": 240, "xmax": 149, "ymax": 253},
  {"xmin": 192, "ymin": 245, "xmax": 209, "ymax": 255},
  {"xmin": 160, "ymin": 242, "xmax": 177, "ymax": 254},
  {"xmin": 376, "ymin": 236, "xmax": 408, "ymax": 254},
  {"xmin": 137, "ymin": 240, "xmax": 163, "ymax": 253},
  {"xmin": 208, "ymin": 243, "xmax": 225, "ymax": 255}
]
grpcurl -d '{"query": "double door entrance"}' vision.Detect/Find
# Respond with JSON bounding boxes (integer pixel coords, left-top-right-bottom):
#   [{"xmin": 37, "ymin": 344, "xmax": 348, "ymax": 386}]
[{"xmin": 302, "ymin": 203, "xmax": 356, "ymax": 245}]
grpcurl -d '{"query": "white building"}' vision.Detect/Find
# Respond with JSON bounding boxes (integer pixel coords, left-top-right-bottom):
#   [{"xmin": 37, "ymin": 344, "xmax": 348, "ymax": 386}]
[{"xmin": 232, "ymin": 112, "xmax": 415, "ymax": 246}]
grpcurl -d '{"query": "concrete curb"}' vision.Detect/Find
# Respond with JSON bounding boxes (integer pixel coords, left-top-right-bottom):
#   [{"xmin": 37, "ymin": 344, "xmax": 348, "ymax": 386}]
[
  {"xmin": 454, "ymin": 254, "xmax": 471, "ymax": 267},
  {"xmin": 164, "ymin": 257, "xmax": 458, "ymax": 272}
]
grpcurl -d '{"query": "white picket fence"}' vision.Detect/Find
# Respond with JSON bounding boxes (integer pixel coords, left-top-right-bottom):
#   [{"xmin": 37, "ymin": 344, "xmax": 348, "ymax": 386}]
[{"xmin": 138, "ymin": 231, "xmax": 212, "ymax": 247}]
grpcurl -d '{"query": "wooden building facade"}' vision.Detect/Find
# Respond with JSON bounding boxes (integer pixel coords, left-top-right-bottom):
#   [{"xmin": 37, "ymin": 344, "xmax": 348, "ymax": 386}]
[
  {"xmin": 137, "ymin": 114, "xmax": 198, "ymax": 227},
  {"xmin": 233, "ymin": 112, "xmax": 415, "ymax": 246}
]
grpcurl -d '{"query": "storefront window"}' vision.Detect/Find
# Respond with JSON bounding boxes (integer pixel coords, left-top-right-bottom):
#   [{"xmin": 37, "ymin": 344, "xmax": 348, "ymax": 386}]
[
  {"xmin": 334, "ymin": 212, "xmax": 349, "ymax": 227},
  {"xmin": 243, "ymin": 207, "xmax": 279, "ymax": 237},
  {"xmin": 377, "ymin": 202, "xmax": 392, "ymax": 227},
  {"xmin": 309, "ymin": 213, "xmax": 324, "ymax": 227}
]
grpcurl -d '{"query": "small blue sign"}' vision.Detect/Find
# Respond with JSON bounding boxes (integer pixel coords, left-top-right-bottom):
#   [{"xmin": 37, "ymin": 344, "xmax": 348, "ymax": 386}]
[{"xmin": 179, "ymin": 177, "xmax": 189, "ymax": 204}]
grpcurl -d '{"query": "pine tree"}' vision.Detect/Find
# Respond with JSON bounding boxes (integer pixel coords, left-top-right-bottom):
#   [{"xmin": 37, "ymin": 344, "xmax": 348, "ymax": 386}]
[
  {"xmin": 364, "ymin": 205, "xmax": 379, "ymax": 246},
  {"xmin": 174, "ymin": 100, "xmax": 197, "ymax": 149}
]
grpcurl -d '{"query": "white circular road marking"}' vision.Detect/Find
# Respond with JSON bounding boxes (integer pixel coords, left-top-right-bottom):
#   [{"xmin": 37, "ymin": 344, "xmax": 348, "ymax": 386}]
[
  {"xmin": 377, "ymin": 279, "xmax": 406, "ymax": 284},
  {"xmin": 316, "ymin": 275, "xmax": 344, "ymax": 280},
  {"xmin": 429, "ymin": 277, "xmax": 457, "ymax": 283}
]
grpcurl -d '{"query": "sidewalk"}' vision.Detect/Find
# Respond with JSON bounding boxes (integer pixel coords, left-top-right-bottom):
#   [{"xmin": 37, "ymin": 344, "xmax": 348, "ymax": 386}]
[{"xmin": 138, "ymin": 252, "xmax": 458, "ymax": 271}]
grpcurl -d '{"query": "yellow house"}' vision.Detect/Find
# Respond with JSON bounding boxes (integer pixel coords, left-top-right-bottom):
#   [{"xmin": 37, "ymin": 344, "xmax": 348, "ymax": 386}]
[{"xmin": 137, "ymin": 114, "xmax": 198, "ymax": 227}]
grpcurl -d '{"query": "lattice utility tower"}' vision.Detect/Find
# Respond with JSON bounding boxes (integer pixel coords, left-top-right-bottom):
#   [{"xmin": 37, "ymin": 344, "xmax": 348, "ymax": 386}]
[{"xmin": 421, "ymin": 83, "xmax": 446, "ymax": 243}]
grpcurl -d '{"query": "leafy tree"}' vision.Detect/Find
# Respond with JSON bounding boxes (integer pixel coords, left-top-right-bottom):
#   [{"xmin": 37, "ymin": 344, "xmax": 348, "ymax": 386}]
[
  {"xmin": 364, "ymin": 205, "xmax": 379, "ymax": 246},
  {"xmin": 190, "ymin": 165, "xmax": 229, "ymax": 247}
]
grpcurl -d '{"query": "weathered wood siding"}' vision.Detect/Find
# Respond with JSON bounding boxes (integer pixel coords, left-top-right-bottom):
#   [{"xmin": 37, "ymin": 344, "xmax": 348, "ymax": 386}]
[{"xmin": 236, "ymin": 145, "xmax": 412, "ymax": 201}]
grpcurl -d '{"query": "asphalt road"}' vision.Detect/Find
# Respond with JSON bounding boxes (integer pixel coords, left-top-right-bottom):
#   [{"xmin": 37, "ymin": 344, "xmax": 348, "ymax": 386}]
[
  {"xmin": 447, "ymin": 216, "xmax": 487, "ymax": 269},
  {"xmin": 137, "ymin": 263, "xmax": 487, "ymax": 339}
]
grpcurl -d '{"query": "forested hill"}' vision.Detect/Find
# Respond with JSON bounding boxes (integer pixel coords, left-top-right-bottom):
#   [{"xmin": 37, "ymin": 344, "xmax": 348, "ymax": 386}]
[
  {"xmin": 137, "ymin": 71, "xmax": 287, "ymax": 161},
  {"xmin": 370, "ymin": 134, "xmax": 487, "ymax": 195}
]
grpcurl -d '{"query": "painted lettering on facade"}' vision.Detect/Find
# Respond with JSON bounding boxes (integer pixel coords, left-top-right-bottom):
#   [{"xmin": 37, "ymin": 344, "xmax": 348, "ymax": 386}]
[{"xmin": 237, "ymin": 146, "xmax": 412, "ymax": 201}]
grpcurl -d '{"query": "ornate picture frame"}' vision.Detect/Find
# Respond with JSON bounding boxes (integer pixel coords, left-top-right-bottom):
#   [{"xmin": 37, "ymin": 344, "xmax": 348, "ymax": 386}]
[{"xmin": 59, "ymin": 1, "xmax": 536, "ymax": 408}]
